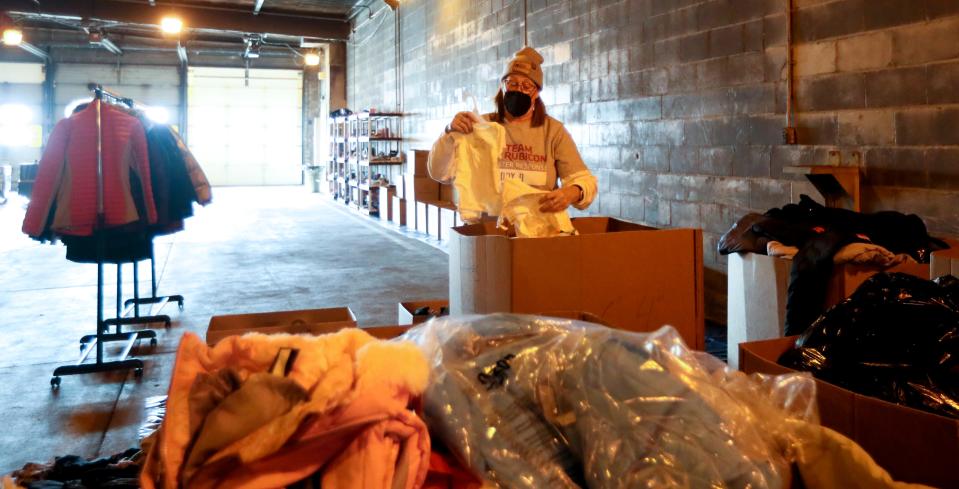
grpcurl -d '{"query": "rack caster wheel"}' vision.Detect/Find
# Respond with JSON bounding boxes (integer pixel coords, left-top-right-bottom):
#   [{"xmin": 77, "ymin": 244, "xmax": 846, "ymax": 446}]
[
  {"xmin": 178, "ymin": 301, "xmax": 185, "ymax": 311},
  {"xmin": 51, "ymin": 376, "xmax": 61, "ymax": 388},
  {"xmin": 134, "ymin": 368, "xmax": 143, "ymax": 379},
  {"xmin": 164, "ymin": 321, "xmax": 171, "ymax": 329},
  {"xmin": 150, "ymin": 338, "xmax": 158, "ymax": 347}
]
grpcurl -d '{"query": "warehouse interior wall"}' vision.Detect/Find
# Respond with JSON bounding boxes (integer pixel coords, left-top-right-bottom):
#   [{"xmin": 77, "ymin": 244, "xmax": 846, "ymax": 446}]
[{"xmin": 347, "ymin": 0, "xmax": 959, "ymax": 323}]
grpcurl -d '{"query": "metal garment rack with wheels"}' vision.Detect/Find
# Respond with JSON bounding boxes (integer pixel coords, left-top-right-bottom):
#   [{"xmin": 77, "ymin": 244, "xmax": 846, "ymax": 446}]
[
  {"xmin": 117, "ymin": 242, "xmax": 184, "ymax": 323},
  {"xmin": 52, "ymin": 85, "xmax": 160, "ymax": 388}
]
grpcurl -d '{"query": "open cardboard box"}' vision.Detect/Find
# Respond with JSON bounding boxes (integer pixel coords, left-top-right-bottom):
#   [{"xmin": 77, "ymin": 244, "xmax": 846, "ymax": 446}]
[
  {"xmin": 740, "ymin": 336, "xmax": 959, "ymax": 488},
  {"xmin": 397, "ymin": 299, "xmax": 449, "ymax": 325},
  {"xmin": 206, "ymin": 307, "xmax": 357, "ymax": 346},
  {"xmin": 449, "ymin": 217, "xmax": 704, "ymax": 349}
]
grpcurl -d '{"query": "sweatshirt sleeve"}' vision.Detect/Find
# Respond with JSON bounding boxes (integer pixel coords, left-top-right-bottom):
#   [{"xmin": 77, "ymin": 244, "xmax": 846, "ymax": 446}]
[
  {"xmin": 552, "ymin": 122, "xmax": 597, "ymax": 210},
  {"xmin": 427, "ymin": 132, "xmax": 456, "ymax": 184},
  {"xmin": 22, "ymin": 119, "xmax": 71, "ymax": 238}
]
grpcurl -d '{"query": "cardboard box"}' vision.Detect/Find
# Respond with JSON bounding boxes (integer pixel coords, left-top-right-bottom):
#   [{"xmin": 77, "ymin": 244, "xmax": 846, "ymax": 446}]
[
  {"xmin": 539, "ymin": 311, "xmax": 611, "ymax": 326},
  {"xmin": 439, "ymin": 206, "xmax": 457, "ymax": 241},
  {"xmin": 377, "ymin": 185, "xmax": 395, "ymax": 222},
  {"xmin": 726, "ymin": 252, "xmax": 930, "ymax": 368},
  {"xmin": 740, "ymin": 337, "xmax": 959, "ymax": 489},
  {"xmin": 397, "ymin": 299, "xmax": 449, "ymax": 325},
  {"xmin": 407, "ymin": 149, "xmax": 429, "ymax": 176},
  {"xmin": 362, "ymin": 325, "xmax": 412, "ymax": 339},
  {"xmin": 206, "ymin": 307, "xmax": 357, "ymax": 346},
  {"xmin": 450, "ymin": 217, "xmax": 704, "ymax": 349},
  {"xmin": 439, "ymin": 183, "xmax": 454, "ymax": 203},
  {"xmin": 415, "ymin": 201, "xmax": 430, "ymax": 234},
  {"xmin": 931, "ymin": 246, "xmax": 959, "ymax": 279},
  {"xmin": 391, "ymin": 196, "xmax": 407, "ymax": 226},
  {"xmin": 426, "ymin": 203, "xmax": 442, "ymax": 238},
  {"xmin": 405, "ymin": 195, "xmax": 417, "ymax": 229},
  {"xmin": 404, "ymin": 174, "xmax": 440, "ymax": 203}
]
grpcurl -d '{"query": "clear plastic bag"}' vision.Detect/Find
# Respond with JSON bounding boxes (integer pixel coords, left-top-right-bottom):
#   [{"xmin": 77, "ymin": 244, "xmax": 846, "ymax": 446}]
[{"xmin": 401, "ymin": 314, "xmax": 818, "ymax": 489}]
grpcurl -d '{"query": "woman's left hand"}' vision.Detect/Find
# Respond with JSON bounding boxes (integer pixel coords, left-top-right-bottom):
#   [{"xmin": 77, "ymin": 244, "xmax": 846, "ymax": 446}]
[{"xmin": 539, "ymin": 186, "xmax": 581, "ymax": 212}]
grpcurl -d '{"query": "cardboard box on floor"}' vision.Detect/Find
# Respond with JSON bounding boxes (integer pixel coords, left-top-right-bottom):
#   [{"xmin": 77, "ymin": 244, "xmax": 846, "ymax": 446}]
[
  {"xmin": 415, "ymin": 201, "xmax": 429, "ymax": 234},
  {"xmin": 377, "ymin": 185, "xmax": 395, "ymax": 222},
  {"xmin": 397, "ymin": 299, "xmax": 449, "ymax": 325},
  {"xmin": 931, "ymin": 246, "xmax": 959, "ymax": 278},
  {"xmin": 407, "ymin": 149, "xmax": 429, "ymax": 176},
  {"xmin": 404, "ymin": 174, "xmax": 440, "ymax": 203},
  {"xmin": 726, "ymin": 252, "xmax": 929, "ymax": 368},
  {"xmin": 450, "ymin": 217, "xmax": 705, "ymax": 349},
  {"xmin": 391, "ymin": 196, "xmax": 407, "ymax": 226},
  {"xmin": 206, "ymin": 307, "xmax": 357, "ymax": 346},
  {"xmin": 740, "ymin": 337, "xmax": 959, "ymax": 489}
]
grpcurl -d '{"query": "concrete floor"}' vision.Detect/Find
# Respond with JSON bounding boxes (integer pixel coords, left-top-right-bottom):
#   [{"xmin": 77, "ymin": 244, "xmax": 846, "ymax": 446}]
[{"xmin": 0, "ymin": 186, "xmax": 449, "ymax": 474}]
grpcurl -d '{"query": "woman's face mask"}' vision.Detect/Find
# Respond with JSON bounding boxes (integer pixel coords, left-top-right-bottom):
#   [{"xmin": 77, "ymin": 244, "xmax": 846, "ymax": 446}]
[{"xmin": 503, "ymin": 90, "xmax": 532, "ymax": 117}]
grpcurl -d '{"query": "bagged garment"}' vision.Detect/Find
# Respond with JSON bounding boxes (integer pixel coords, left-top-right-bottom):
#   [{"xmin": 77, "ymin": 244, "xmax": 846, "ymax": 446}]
[
  {"xmin": 780, "ymin": 272, "xmax": 959, "ymax": 419},
  {"xmin": 402, "ymin": 314, "xmax": 820, "ymax": 489},
  {"xmin": 497, "ymin": 179, "xmax": 575, "ymax": 238},
  {"xmin": 141, "ymin": 329, "xmax": 431, "ymax": 489}
]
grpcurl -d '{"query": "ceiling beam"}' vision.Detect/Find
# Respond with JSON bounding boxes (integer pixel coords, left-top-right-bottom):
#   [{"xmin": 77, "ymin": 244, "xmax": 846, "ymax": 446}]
[
  {"xmin": 19, "ymin": 41, "xmax": 51, "ymax": 61},
  {"xmin": 3, "ymin": 0, "xmax": 351, "ymax": 40},
  {"xmin": 253, "ymin": 0, "xmax": 265, "ymax": 16}
]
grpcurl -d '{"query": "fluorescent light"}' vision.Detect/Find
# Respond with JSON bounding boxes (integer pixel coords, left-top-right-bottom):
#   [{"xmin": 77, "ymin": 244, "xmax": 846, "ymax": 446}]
[
  {"xmin": 160, "ymin": 17, "xmax": 183, "ymax": 34},
  {"xmin": 304, "ymin": 52, "xmax": 320, "ymax": 66},
  {"xmin": 3, "ymin": 28, "xmax": 23, "ymax": 46}
]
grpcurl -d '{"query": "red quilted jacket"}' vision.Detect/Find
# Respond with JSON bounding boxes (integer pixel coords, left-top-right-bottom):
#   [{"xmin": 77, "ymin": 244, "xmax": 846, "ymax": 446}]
[{"xmin": 22, "ymin": 102, "xmax": 157, "ymax": 237}]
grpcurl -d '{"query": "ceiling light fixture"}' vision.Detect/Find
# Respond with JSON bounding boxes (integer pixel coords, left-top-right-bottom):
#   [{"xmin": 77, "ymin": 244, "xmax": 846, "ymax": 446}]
[
  {"xmin": 160, "ymin": 16, "xmax": 183, "ymax": 34},
  {"xmin": 3, "ymin": 28, "xmax": 23, "ymax": 46},
  {"xmin": 384, "ymin": 0, "xmax": 399, "ymax": 10},
  {"xmin": 304, "ymin": 51, "xmax": 320, "ymax": 66}
]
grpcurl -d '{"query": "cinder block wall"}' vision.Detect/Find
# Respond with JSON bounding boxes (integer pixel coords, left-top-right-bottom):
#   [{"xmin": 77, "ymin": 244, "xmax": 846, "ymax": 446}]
[{"xmin": 348, "ymin": 0, "xmax": 959, "ymax": 323}]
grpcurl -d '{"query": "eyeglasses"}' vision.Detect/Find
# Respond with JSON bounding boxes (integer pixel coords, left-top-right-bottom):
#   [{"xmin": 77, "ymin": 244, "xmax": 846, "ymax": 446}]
[{"xmin": 502, "ymin": 78, "xmax": 537, "ymax": 93}]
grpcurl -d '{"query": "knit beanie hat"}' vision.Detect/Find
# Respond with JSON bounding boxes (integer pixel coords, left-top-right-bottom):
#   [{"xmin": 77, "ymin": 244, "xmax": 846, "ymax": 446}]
[{"xmin": 502, "ymin": 46, "xmax": 544, "ymax": 89}]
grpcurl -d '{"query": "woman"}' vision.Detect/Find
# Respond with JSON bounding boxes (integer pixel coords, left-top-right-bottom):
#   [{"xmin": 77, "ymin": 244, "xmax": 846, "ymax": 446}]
[{"xmin": 430, "ymin": 46, "xmax": 597, "ymax": 216}]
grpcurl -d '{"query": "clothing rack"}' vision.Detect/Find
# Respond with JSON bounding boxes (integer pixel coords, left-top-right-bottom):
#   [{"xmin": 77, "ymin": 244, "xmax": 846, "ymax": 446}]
[{"xmin": 51, "ymin": 85, "xmax": 161, "ymax": 388}]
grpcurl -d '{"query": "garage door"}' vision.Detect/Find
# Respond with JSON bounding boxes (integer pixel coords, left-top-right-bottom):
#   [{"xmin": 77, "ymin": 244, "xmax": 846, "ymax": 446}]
[
  {"xmin": 187, "ymin": 67, "xmax": 302, "ymax": 186},
  {"xmin": 54, "ymin": 63, "xmax": 180, "ymax": 129},
  {"xmin": 0, "ymin": 62, "xmax": 45, "ymax": 167}
]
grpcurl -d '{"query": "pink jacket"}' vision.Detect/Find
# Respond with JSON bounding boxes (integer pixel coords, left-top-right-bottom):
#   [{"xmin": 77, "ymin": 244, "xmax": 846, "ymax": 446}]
[
  {"xmin": 141, "ymin": 330, "xmax": 430, "ymax": 489},
  {"xmin": 23, "ymin": 102, "xmax": 157, "ymax": 238}
]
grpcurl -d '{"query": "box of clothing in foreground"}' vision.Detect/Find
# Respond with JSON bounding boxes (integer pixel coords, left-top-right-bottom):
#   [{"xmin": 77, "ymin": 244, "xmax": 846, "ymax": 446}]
[
  {"xmin": 449, "ymin": 217, "xmax": 705, "ymax": 349},
  {"xmin": 739, "ymin": 273, "xmax": 959, "ymax": 489}
]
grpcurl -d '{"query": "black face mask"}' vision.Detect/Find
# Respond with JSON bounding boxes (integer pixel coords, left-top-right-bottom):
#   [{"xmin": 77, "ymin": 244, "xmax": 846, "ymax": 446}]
[{"xmin": 503, "ymin": 90, "xmax": 532, "ymax": 117}]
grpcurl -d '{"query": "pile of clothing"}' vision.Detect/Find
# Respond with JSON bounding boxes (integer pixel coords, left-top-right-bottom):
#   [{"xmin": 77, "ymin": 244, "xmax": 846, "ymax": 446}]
[
  {"xmin": 6, "ymin": 316, "xmax": 933, "ymax": 489},
  {"xmin": 6, "ymin": 449, "xmax": 141, "ymax": 489},
  {"xmin": 22, "ymin": 100, "xmax": 210, "ymax": 263},
  {"xmin": 780, "ymin": 272, "xmax": 959, "ymax": 419},
  {"xmin": 718, "ymin": 195, "xmax": 948, "ymax": 335},
  {"xmin": 139, "ymin": 329, "xmax": 432, "ymax": 489}
]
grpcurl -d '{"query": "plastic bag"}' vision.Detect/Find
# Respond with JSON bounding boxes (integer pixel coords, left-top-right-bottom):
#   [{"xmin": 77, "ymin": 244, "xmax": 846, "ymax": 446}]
[
  {"xmin": 780, "ymin": 272, "xmax": 959, "ymax": 419},
  {"xmin": 401, "ymin": 314, "xmax": 818, "ymax": 489},
  {"xmin": 497, "ymin": 179, "xmax": 575, "ymax": 238}
]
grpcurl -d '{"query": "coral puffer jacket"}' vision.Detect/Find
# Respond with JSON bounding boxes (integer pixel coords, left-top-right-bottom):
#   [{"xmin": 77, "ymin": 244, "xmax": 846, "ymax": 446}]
[{"xmin": 22, "ymin": 102, "xmax": 157, "ymax": 238}]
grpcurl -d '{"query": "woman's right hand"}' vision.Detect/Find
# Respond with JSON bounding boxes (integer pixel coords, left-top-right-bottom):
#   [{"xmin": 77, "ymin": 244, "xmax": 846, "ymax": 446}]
[{"xmin": 446, "ymin": 111, "xmax": 481, "ymax": 134}]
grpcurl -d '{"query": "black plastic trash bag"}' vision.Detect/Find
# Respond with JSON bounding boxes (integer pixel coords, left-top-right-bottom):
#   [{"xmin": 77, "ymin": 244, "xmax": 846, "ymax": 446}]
[{"xmin": 780, "ymin": 272, "xmax": 959, "ymax": 419}]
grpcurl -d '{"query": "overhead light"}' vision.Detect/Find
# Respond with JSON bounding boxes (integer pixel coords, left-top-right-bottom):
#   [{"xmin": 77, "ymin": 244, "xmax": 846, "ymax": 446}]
[
  {"xmin": 384, "ymin": 0, "xmax": 399, "ymax": 10},
  {"xmin": 160, "ymin": 16, "xmax": 183, "ymax": 34},
  {"xmin": 3, "ymin": 28, "xmax": 23, "ymax": 46},
  {"xmin": 304, "ymin": 52, "xmax": 320, "ymax": 66},
  {"xmin": 144, "ymin": 106, "xmax": 170, "ymax": 124}
]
